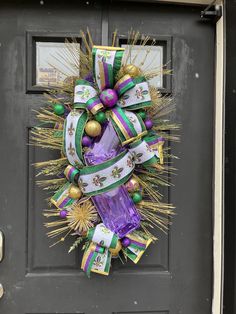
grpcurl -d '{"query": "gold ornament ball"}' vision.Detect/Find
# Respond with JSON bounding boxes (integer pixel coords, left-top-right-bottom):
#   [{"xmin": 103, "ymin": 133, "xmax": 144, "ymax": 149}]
[
  {"xmin": 123, "ymin": 64, "xmax": 141, "ymax": 77},
  {"xmin": 125, "ymin": 177, "xmax": 140, "ymax": 193},
  {"xmin": 85, "ymin": 120, "xmax": 102, "ymax": 137},
  {"xmin": 109, "ymin": 241, "xmax": 122, "ymax": 257},
  {"xmin": 69, "ymin": 185, "xmax": 82, "ymax": 199}
]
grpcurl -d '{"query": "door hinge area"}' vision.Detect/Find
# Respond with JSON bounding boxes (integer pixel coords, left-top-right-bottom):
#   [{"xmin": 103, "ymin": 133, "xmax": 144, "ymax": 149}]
[{"xmin": 200, "ymin": 4, "xmax": 222, "ymax": 22}]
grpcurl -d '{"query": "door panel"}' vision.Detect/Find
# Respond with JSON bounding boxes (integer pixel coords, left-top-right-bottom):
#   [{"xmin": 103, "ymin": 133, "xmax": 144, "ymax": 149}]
[{"xmin": 0, "ymin": 1, "xmax": 213, "ymax": 314}]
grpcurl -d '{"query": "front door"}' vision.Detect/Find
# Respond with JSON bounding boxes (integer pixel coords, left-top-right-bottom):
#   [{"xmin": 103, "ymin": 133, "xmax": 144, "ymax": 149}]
[{"xmin": 0, "ymin": 1, "xmax": 214, "ymax": 313}]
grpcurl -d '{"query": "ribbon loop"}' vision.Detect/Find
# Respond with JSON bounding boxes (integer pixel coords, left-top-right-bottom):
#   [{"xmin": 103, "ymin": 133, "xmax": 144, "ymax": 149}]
[
  {"xmin": 114, "ymin": 74, "xmax": 135, "ymax": 97},
  {"xmin": 74, "ymin": 79, "xmax": 104, "ymax": 114},
  {"xmin": 63, "ymin": 109, "xmax": 88, "ymax": 167},
  {"xmin": 110, "ymin": 107, "xmax": 147, "ymax": 146},
  {"xmin": 87, "ymin": 223, "xmax": 119, "ymax": 249},
  {"xmin": 117, "ymin": 77, "xmax": 152, "ymax": 110},
  {"xmin": 51, "ymin": 182, "xmax": 79, "ymax": 209},
  {"xmin": 143, "ymin": 132, "xmax": 165, "ymax": 164},
  {"xmin": 92, "ymin": 46, "xmax": 125, "ymax": 91},
  {"xmin": 129, "ymin": 139, "xmax": 158, "ymax": 166}
]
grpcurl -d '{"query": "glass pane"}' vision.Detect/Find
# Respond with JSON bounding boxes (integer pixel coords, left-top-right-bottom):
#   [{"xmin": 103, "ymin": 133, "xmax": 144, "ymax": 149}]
[
  {"xmin": 36, "ymin": 41, "xmax": 80, "ymax": 87},
  {"xmin": 121, "ymin": 44, "xmax": 163, "ymax": 88}
]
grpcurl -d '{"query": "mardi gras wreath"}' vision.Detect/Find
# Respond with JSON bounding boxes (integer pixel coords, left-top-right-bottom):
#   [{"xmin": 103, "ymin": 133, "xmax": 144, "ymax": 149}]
[{"xmin": 32, "ymin": 30, "xmax": 179, "ymax": 276}]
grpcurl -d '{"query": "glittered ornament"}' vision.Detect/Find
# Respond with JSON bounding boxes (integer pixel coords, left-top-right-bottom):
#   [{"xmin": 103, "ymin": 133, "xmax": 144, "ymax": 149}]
[
  {"xmin": 69, "ymin": 185, "xmax": 82, "ymax": 199},
  {"xmin": 82, "ymin": 135, "xmax": 92, "ymax": 147},
  {"xmin": 59, "ymin": 209, "xmax": 68, "ymax": 219},
  {"xmin": 144, "ymin": 119, "xmax": 153, "ymax": 130},
  {"xmin": 85, "ymin": 120, "xmax": 102, "ymax": 137},
  {"xmin": 109, "ymin": 240, "xmax": 122, "ymax": 257},
  {"xmin": 125, "ymin": 177, "xmax": 140, "ymax": 193},
  {"xmin": 121, "ymin": 237, "xmax": 131, "ymax": 248},
  {"xmin": 132, "ymin": 192, "xmax": 143, "ymax": 204},
  {"xmin": 123, "ymin": 64, "xmax": 141, "ymax": 77},
  {"xmin": 95, "ymin": 111, "xmax": 107, "ymax": 124},
  {"xmin": 54, "ymin": 103, "xmax": 65, "ymax": 116},
  {"xmin": 100, "ymin": 89, "xmax": 118, "ymax": 108}
]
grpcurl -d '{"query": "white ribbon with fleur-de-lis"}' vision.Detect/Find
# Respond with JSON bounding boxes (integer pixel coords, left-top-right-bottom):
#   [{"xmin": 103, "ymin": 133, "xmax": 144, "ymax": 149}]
[
  {"xmin": 64, "ymin": 109, "xmax": 88, "ymax": 167},
  {"xmin": 129, "ymin": 139, "xmax": 156, "ymax": 165},
  {"xmin": 78, "ymin": 150, "xmax": 135, "ymax": 196},
  {"xmin": 117, "ymin": 81, "xmax": 151, "ymax": 109}
]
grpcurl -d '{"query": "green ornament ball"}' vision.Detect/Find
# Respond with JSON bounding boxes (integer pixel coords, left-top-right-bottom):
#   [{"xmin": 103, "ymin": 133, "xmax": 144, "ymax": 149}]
[
  {"xmin": 54, "ymin": 103, "xmax": 65, "ymax": 116},
  {"xmin": 138, "ymin": 110, "xmax": 147, "ymax": 120},
  {"xmin": 95, "ymin": 111, "xmax": 107, "ymax": 124},
  {"xmin": 132, "ymin": 192, "xmax": 143, "ymax": 204}
]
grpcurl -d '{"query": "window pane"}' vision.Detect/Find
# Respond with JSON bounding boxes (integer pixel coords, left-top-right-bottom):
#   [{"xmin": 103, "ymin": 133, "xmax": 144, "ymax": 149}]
[
  {"xmin": 121, "ymin": 44, "xmax": 163, "ymax": 88},
  {"xmin": 36, "ymin": 41, "xmax": 80, "ymax": 87}
]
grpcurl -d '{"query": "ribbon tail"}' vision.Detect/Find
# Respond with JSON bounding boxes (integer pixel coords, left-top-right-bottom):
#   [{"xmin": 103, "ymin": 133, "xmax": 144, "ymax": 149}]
[
  {"xmin": 124, "ymin": 232, "xmax": 152, "ymax": 264},
  {"xmin": 81, "ymin": 242, "xmax": 111, "ymax": 276},
  {"xmin": 92, "ymin": 46, "xmax": 124, "ymax": 91}
]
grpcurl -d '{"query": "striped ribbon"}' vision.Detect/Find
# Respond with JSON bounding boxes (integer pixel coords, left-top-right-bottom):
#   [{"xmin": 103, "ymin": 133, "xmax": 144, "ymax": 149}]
[
  {"xmin": 64, "ymin": 165, "xmax": 80, "ymax": 184},
  {"xmin": 81, "ymin": 242, "xmax": 111, "ymax": 276},
  {"xmin": 51, "ymin": 182, "xmax": 78, "ymax": 209},
  {"xmin": 114, "ymin": 74, "xmax": 135, "ymax": 97},
  {"xmin": 110, "ymin": 107, "xmax": 147, "ymax": 145},
  {"xmin": 92, "ymin": 46, "xmax": 124, "ymax": 91},
  {"xmin": 123, "ymin": 232, "xmax": 152, "ymax": 264},
  {"xmin": 98, "ymin": 61, "xmax": 114, "ymax": 90}
]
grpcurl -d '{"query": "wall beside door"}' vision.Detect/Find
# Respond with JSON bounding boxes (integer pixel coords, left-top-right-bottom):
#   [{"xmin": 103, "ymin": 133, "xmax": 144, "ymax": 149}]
[{"xmin": 224, "ymin": 1, "xmax": 236, "ymax": 313}]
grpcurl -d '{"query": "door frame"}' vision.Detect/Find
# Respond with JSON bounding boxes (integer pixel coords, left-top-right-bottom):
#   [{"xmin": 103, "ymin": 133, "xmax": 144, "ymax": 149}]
[{"xmin": 116, "ymin": 1, "xmax": 225, "ymax": 313}]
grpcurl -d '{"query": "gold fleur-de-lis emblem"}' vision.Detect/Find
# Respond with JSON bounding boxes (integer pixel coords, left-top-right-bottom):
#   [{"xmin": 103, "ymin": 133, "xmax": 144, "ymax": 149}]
[
  {"xmin": 68, "ymin": 143, "xmax": 75, "ymax": 156},
  {"xmin": 68, "ymin": 122, "xmax": 75, "ymax": 136}
]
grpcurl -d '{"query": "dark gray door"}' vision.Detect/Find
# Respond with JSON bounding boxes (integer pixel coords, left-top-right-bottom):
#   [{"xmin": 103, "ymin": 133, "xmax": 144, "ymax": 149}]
[{"xmin": 0, "ymin": 1, "xmax": 214, "ymax": 313}]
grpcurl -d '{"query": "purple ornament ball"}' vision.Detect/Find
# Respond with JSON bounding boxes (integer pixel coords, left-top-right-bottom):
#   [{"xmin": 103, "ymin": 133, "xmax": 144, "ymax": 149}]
[
  {"xmin": 121, "ymin": 237, "xmax": 131, "ymax": 248},
  {"xmin": 59, "ymin": 210, "xmax": 68, "ymax": 219},
  {"xmin": 100, "ymin": 89, "xmax": 118, "ymax": 108},
  {"xmin": 82, "ymin": 135, "xmax": 92, "ymax": 147},
  {"xmin": 144, "ymin": 119, "xmax": 153, "ymax": 130}
]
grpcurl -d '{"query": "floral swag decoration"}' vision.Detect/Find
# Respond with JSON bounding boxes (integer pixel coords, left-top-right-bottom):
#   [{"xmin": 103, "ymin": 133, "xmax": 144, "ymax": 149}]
[{"xmin": 32, "ymin": 30, "xmax": 179, "ymax": 277}]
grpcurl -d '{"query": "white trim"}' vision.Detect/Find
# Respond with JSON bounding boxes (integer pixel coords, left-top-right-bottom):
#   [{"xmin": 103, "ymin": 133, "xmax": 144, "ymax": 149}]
[{"xmin": 212, "ymin": 3, "xmax": 225, "ymax": 314}]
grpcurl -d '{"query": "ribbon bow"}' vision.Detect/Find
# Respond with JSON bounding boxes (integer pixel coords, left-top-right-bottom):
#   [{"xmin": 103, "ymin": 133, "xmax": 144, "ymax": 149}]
[
  {"xmin": 81, "ymin": 223, "xmax": 152, "ymax": 276},
  {"xmin": 62, "ymin": 45, "xmax": 165, "ymax": 195}
]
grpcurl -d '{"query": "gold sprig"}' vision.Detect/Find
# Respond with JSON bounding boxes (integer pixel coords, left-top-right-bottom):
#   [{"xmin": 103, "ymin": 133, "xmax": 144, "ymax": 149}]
[
  {"xmin": 44, "ymin": 199, "xmax": 98, "ymax": 245},
  {"xmin": 34, "ymin": 157, "xmax": 68, "ymax": 177}
]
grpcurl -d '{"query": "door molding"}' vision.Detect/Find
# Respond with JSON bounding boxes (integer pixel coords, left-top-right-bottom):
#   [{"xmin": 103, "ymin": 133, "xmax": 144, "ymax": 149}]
[{"xmin": 212, "ymin": 4, "xmax": 225, "ymax": 314}]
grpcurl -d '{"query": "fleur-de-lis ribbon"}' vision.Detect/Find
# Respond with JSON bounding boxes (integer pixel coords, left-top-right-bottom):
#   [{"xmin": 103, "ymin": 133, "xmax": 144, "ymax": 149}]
[
  {"xmin": 63, "ymin": 109, "xmax": 88, "ymax": 166},
  {"xmin": 81, "ymin": 223, "xmax": 119, "ymax": 276},
  {"xmin": 143, "ymin": 131, "xmax": 165, "ymax": 165}
]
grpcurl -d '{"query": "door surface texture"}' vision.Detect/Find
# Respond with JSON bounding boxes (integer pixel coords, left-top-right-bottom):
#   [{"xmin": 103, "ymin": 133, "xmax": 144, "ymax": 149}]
[{"xmin": 0, "ymin": 1, "xmax": 214, "ymax": 314}]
